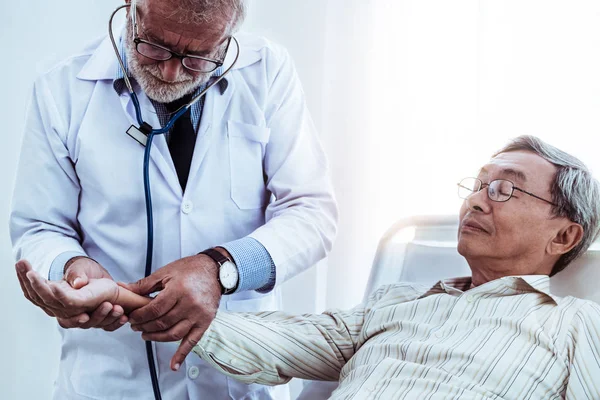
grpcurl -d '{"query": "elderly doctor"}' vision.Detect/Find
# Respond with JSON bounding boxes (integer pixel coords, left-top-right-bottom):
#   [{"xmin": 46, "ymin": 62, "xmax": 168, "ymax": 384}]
[{"xmin": 10, "ymin": 0, "xmax": 337, "ymax": 399}]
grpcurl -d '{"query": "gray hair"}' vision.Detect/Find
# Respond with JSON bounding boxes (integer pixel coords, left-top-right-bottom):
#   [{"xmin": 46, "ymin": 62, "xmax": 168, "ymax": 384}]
[
  {"xmin": 493, "ymin": 135, "xmax": 600, "ymax": 275},
  {"xmin": 144, "ymin": 0, "xmax": 247, "ymax": 34}
]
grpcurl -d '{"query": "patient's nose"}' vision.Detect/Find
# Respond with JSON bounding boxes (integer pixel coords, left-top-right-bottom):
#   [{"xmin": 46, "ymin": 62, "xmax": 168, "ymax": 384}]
[{"xmin": 467, "ymin": 188, "xmax": 491, "ymax": 213}]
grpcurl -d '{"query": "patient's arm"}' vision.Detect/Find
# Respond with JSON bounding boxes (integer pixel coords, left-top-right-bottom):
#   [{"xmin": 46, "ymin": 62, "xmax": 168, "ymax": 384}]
[
  {"xmin": 565, "ymin": 301, "xmax": 600, "ymax": 399},
  {"xmin": 27, "ymin": 271, "xmax": 150, "ymax": 314},
  {"xmin": 192, "ymin": 285, "xmax": 400, "ymax": 386}
]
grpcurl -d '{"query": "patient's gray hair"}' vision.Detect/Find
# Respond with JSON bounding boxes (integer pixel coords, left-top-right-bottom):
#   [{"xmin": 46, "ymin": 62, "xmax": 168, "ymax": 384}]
[
  {"xmin": 493, "ymin": 135, "xmax": 600, "ymax": 275},
  {"xmin": 144, "ymin": 0, "xmax": 247, "ymax": 34}
]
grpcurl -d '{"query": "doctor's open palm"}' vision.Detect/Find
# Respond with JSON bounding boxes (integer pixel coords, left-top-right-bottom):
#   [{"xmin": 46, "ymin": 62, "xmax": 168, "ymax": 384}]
[
  {"xmin": 16, "ymin": 258, "xmax": 131, "ymax": 331},
  {"xmin": 125, "ymin": 253, "xmax": 222, "ymax": 371}
]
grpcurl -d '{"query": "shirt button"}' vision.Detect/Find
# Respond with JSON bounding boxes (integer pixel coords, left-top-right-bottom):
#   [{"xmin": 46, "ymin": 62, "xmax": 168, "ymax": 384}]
[
  {"xmin": 230, "ymin": 358, "xmax": 238, "ymax": 366},
  {"xmin": 188, "ymin": 365, "xmax": 200, "ymax": 379},
  {"xmin": 466, "ymin": 294, "xmax": 475, "ymax": 303},
  {"xmin": 181, "ymin": 200, "xmax": 193, "ymax": 214},
  {"xmin": 435, "ymin": 331, "xmax": 443, "ymax": 338}
]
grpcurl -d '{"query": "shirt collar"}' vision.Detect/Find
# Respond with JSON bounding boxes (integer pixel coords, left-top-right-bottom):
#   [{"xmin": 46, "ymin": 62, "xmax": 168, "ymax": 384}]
[{"xmin": 420, "ymin": 275, "xmax": 558, "ymax": 304}]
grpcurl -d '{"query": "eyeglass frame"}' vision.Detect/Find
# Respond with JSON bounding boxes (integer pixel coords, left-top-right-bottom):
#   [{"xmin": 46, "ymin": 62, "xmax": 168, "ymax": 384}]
[
  {"xmin": 130, "ymin": 0, "xmax": 230, "ymax": 73},
  {"xmin": 457, "ymin": 177, "xmax": 559, "ymax": 207}
]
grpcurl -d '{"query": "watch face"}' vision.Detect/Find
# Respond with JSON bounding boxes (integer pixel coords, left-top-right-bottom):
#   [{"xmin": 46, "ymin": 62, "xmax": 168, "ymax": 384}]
[{"xmin": 219, "ymin": 261, "xmax": 239, "ymax": 289}]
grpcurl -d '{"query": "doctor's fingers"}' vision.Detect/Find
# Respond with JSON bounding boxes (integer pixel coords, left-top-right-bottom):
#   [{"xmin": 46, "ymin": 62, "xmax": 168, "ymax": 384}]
[
  {"xmin": 140, "ymin": 318, "xmax": 194, "ymax": 342},
  {"xmin": 94, "ymin": 304, "xmax": 128, "ymax": 331},
  {"xmin": 102, "ymin": 312, "xmax": 129, "ymax": 332},
  {"xmin": 127, "ymin": 272, "xmax": 166, "ymax": 296},
  {"xmin": 77, "ymin": 302, "xmax": 117, "ymax": 329},
  {"xmin": 26, "ymin": 270, "xmax": 79, "ymax": 317},
  {"xmin": 57, "ymin": 313, "xmax": 90, "ymax": 329},
  {"xmin": 128, "ymin": 291, "xmax": 178, "ymax": 325},
  {"xmin": 131, "ymin": 302, "xmax": 185, "ymax": 333},
  {"xmin": 59, "ymin": 302, "xmax": 123, "ymax": 330},
  {"xmin": 15, "ymin": 262, "xmax": 54, "ymax": 316},
  {"xmin": 58, "ymin": 308, "xmax": 126, "ymax": 331},
  {"xmin": 171, "ymin": 327, "xmax": 206, "ymax": 371}
]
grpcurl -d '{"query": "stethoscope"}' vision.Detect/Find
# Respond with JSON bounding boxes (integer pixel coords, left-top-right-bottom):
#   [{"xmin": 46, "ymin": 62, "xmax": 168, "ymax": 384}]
[{"xmin": 108, "ymin": 3, "xmax": 239, "ymax": 399}]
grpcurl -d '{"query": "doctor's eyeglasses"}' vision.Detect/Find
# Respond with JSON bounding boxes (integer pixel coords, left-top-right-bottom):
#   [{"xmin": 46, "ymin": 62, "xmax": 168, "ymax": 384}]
[
  {"xmin": 457, "ymin": 177, "xmax": 558, "ymax": 206},
  {"xmin": 130, "ymin": 0, "xmax": 231, "ymax": 73}
]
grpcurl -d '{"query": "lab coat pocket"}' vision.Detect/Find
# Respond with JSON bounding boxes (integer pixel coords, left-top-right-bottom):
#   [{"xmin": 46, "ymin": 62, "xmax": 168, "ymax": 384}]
[{"xmin": 227, "ymin": 120, "xmax": 271, "ymax": 210}]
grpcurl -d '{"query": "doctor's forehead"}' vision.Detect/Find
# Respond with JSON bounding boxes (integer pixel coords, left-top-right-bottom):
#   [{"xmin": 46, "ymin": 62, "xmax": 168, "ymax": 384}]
[
  {"xmin": 136, "ymin": 1, "xmax": 229, "ymax": 51},
  {"xmin": 477, "ymin": 151, "xmax": 557, "ymax": 186},
  {"xmin": 137, "ymin": 0, "xmax": 229, "ymax": 35}
]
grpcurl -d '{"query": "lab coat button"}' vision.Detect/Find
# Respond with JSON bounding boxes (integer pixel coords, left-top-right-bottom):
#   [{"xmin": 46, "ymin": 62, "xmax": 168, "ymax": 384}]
[
  {"xmin": 188, "ymin": 365, "xmax": 200, "ymax": 379},
  {"xmin": 435, "ymin": 331, "xmax": 443, "ymax": 338},
  {"xmin": 466, "ymin": 294, "xmax": 475, "ymax": 303},
  {"xmin": 230, "ymin": 358, "xmax": 238, "ymax": 366},
  {"xmin": 181, "ymin": 200, "xmax": 193, "ymax": 214}
]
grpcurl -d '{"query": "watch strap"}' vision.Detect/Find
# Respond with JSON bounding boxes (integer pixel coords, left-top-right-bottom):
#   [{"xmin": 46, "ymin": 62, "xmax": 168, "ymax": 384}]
[
  {"xmin": 200, "ymin": 248, "xmax": 238, "ymax": 294},
  {"xmin": 200, "ymin": 248, "xmax": 230, "ymax": 266}
]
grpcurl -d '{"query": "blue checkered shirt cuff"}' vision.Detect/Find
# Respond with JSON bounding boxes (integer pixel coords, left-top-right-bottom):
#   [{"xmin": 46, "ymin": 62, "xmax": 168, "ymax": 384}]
[
  {"xmin": 48, "ymin": 251, "xmax": 87, "ymax": 281},
  {"xmin": 221, "ymin": 238, "xmax": 276, "ymax": 293}
]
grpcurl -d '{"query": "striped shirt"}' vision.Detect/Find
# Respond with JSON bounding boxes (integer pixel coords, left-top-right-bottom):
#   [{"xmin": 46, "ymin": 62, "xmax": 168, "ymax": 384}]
[{"xmin": 193, "ymin": 276, "xmax": 600, "ymax": 399}]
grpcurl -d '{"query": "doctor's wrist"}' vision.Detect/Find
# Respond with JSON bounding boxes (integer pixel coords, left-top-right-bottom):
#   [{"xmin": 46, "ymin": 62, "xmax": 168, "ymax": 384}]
[{"xmin": 64, "ymin": 256, "xmax": 96, "ymax": 275}]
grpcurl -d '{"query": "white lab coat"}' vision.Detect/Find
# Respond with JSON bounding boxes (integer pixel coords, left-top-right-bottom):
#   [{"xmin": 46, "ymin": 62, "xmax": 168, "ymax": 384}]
[{"xmin": 10, "ymin": 32, "xmax": 337, "ymax": 400}]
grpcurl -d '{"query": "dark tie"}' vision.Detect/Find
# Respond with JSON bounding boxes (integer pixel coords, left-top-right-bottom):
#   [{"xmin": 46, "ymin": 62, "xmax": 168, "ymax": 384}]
[{"xmin": 165, "ymin": 94, "xmax": 195, "ymax": 192}]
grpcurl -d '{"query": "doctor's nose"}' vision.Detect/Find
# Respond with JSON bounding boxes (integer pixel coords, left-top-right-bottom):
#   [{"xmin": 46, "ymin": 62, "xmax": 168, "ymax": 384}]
[{"xmin": 159, "ymin": 58, "xmax": 185, "ymax": 82}]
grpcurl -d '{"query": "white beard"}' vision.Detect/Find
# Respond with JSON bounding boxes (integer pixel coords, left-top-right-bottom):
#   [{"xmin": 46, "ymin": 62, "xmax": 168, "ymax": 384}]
[{"xmin": 124, "ymin": 22, "xmax": 210, "ymax": 103}]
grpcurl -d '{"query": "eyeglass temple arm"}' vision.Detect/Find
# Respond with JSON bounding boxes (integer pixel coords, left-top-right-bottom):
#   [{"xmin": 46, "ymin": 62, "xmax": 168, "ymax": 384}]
[{"xmin": 513, "ymin": 187, "xmax": 558, "ymax": 207}]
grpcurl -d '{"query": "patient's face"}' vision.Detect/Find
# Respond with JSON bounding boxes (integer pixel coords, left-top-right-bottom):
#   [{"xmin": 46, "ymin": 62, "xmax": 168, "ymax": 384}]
[{"xmin": 457, "ymin": 150, "xmax": 563, "ymax": 274}]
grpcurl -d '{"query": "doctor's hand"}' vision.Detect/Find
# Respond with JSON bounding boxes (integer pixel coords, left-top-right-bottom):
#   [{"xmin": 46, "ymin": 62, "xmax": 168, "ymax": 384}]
[
  {"xmin": 56, "ymin": 256, "xmax": 129, "ymax": 331},
  {"xmin": 125, "ymin": 253, "xmax": 223, "ymax": 371},
  {"xmin": 15, "ymin": 258, "xmax": 128, "ymax": 331}
]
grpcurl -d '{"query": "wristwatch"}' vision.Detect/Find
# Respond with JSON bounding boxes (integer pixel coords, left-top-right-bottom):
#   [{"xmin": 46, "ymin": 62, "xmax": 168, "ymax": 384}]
[{"xmin": 200, "ymin": 248, "xmax": 239, "ymax": 295}]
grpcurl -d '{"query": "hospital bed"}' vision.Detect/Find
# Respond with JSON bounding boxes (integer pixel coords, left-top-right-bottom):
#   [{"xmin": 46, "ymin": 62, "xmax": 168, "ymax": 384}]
[{"xmin": 297, "ymin": 215, "xmax": 600, "ymax": 399}]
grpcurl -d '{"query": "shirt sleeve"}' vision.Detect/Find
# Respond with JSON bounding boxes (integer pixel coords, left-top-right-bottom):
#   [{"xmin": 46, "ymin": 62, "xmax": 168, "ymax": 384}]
[
  {"xmin": 221, "ymin": 237, "xmax": 275, "ymax": 293},
  {"xmin": 193, "ymin": 308, "xmax": 363, "ymax": 386},
  {"xmin": 565, "ymin": 301, "xmax": 600, "ymax": 399},
  {"xmin": 244, "ymin": 45, "xmax": 338, "ymax": 289},
  {"xmin": 10, "ymin": 79, "xmax": 87, "ymax": 280},
  {"xmin": 48, "ymin": 251, "xmax": 87, "ymax": 281},
  {"xmin": 192, "ymin": 286, "xmax": 395, "ymax": 386}
]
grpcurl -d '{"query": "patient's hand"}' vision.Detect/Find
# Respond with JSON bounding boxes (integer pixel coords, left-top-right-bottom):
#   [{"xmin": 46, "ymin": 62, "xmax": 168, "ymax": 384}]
[
  {"xmin": 46, "ymin": 278, "xmax": 119, "ymax": 311},
  {"xmin": 26, "ymin": 270, "xmax": 150, "ymax": 314}
]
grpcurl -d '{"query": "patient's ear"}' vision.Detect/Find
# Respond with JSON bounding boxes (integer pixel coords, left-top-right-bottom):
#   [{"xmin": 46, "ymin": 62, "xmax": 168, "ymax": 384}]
[{"xmin": 548, "ymin": 223, "xmax": 584, "ymax": 256}]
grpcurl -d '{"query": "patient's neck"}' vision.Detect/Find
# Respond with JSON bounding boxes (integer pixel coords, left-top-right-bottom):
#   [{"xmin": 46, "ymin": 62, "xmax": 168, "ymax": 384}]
[{"xmin": 467, "ymin": 257, "xmax": 553, "ymax": 287}]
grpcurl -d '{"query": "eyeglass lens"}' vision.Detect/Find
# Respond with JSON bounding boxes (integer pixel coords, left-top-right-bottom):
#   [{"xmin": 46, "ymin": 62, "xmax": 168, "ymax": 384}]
[
  {"xmin": 135, "ymin": 42, "xmax": 220, "ymax": 72},
  {"xmin": 458, "ymin": 178, "xmax": 514, "ymax": 202}
]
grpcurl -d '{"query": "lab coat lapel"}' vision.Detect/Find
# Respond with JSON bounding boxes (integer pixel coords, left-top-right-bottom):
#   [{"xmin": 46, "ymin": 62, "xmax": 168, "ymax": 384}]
[
  {"xmin": 120, "ymin": 89, "xmax": 183, "ymax": 197},
  {"xmin": 186, "ymin": 78, "xmax": 235, "ymax": 189}
]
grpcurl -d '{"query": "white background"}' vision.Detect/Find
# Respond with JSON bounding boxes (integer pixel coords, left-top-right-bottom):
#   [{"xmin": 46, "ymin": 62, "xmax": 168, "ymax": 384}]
[{"xmin": 3, "ymin": 1, "xmax": 600, "ymax": 398}]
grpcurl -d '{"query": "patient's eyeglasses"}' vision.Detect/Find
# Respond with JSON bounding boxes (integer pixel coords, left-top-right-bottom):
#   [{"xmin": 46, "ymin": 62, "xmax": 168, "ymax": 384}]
[{"xmin": 457, "ymin": 177, "xmax": 558, "ymax": 206}]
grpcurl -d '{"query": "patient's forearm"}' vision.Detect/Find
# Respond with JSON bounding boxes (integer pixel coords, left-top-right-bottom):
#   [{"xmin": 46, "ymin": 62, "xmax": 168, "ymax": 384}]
[
  {"xmin": 47, "ymin": 278, "xmax": 151, "ymax": 314},
  {"xmin": 115, "ymin": 286, "xmax": 151, "ymax": 313},
  {"xmin": 193, "ymin": 309, "xmax": 364, "ymax": 385}
]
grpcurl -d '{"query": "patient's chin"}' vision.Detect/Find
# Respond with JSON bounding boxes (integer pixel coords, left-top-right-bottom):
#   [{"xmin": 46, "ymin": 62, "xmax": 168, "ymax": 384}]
[{"xmin": 457, "ymin": 237, "xmax": 486, "ymax": 259}]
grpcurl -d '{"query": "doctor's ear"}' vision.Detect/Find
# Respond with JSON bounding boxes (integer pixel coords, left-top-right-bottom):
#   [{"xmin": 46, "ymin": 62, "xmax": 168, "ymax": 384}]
[{"xmin": 547, "ymin": 222, "xmax": 584, "ymax": 256}]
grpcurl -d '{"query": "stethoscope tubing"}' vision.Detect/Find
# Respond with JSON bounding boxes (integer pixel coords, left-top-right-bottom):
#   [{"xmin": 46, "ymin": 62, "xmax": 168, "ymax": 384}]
[{"xmin": 107, "ymin": 4, "xmax": 239, "ymax": 399}]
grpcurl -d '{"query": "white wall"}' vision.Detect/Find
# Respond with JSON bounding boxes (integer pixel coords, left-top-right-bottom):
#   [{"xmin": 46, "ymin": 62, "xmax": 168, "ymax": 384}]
[{"xmin": 0, "ymin": 1, "xmax": 330, "ymax": 398}]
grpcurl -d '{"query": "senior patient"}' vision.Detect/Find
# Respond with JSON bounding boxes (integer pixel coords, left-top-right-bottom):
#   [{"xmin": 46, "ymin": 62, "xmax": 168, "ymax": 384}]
[{"xmin": 20, "ymin": 135, "xmax": 600, "ymax": 399}]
